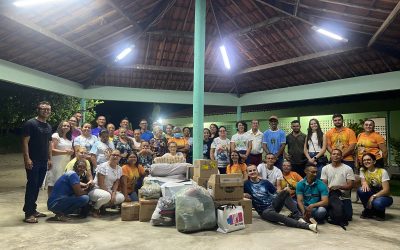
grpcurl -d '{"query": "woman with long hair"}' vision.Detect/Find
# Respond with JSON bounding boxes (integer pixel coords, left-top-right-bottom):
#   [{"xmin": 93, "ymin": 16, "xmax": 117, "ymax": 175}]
[
  {"xmin": 226, "ymin": 150, "xmax": 247, "ymax": 180},
  {"xmin": 356, "ymin": 119, "xmax": 387, "ymax": 168},
  {"xmin": 47, "ymin": 120, "xmax": 74, "ymax": 196},
  {"xmin": 210, "ymin": 126, "xmax": 230, "ymax": 174},
  {"xmin": 304, "ymin": 119, "xmax": 327, "ymax": 178},
  {"xmin": 120, "ymin": 152, "xmax": 146, "ymax": 202},
  {"xmin": 203, "ymin": 128, "xmax": 212, "ymax": 159},
  {"xmin": 209, "ymin": 123, "xmax": 219, "ymax": 140},
  {"xmin": 357, "ymin": 153, "xmax": 393, "ymax": 221}
]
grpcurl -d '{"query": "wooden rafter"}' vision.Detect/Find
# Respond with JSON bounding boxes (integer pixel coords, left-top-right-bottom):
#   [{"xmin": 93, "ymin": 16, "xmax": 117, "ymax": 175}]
[
  {"xmin": 368, "ymin": 1, "xmax": 400, "ymax": 47},
  {"xmin": 0, "ymin": 12, "xmax": 104, "ymax": 64},
  {"xmin": 114, "ymin": 64, "xmax": 221, "ymax": 76},
  {"xmin": 306, "ymin": 0, "xmax": 390, "ymax": 14},
  {"xmin": 237, "ymin": 47, "xmax": 360, "ymax": 75}
]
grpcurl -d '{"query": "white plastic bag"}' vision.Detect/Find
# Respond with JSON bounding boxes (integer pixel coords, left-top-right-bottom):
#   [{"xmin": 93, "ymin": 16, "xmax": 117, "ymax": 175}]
[
  {"xmin": 139, "ymin": 177, "xmax": 161, "ymax": 199},
  {"xmin": 217, "ymin": 205, "xmax": 245, "ymax": 233}
]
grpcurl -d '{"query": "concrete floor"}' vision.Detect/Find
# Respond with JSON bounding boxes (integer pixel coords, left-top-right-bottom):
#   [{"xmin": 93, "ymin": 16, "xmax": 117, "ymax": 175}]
[{"xmin": 0, "ymin": 153, "xmax": 399, "ymax": 250}]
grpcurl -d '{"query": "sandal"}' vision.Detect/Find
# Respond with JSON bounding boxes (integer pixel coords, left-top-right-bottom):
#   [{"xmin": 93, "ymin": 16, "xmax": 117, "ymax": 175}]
[
  {"xmin": 91, "ymin": 209, "xmax": 101, "ymax": 218},
  {"xmin": 24, "ymin": 215, "xmax": 38, "ymax": 223},
  {"xmin": 33, "ymin": 212, "xmax": 47, "ymax": 218}
]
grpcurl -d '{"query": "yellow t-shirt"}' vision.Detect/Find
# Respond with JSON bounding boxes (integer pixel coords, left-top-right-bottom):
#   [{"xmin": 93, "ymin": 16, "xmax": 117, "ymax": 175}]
[
  {"xmin": 226, "ymin": 163, "xmax": 247, "ymax": 175},
  {"xmin": 64, "ymin": 158, "xmax": 91, "ymax": 172},
  {"xmin": 326, "ymin": 127, "xmax": 357, "ymax": 161},
  {"xmin": 357, "ymin": 132, "xmax": 385, "ymax": 161},
  {"xmin": 280, "ymin": 171, "xmax": 303, "ymax": 197},
  {"xmin": 121, "ymin": 164, "xmax": 145, "ymax": 194}
]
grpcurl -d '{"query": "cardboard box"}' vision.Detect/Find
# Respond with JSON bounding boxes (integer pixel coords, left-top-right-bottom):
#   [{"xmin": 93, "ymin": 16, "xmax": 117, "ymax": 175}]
[
  {"xmin": 214, "ymin": 198, "xmax": 253, "ymax": 224},
  {"xmin": 193, "ymin": 176, "xmax": 209, "ymax": 188},
  {"xmin": 139, "ymin": 198, "xmax": 158, "ymax": 222},
  {"xmin": 193, "ymin": 159, "xmax": 218, "ymax": 178},
  {"xmin": 186, "ymin": 165, "xmax": 194, "ymax": 180},
  {"xmin": 121, "ymin": 202, "xmax": 140, "ymax": 221},
  {"xmin": 208, "ymin": 174, "xmax": 244, "ymax": 201}
]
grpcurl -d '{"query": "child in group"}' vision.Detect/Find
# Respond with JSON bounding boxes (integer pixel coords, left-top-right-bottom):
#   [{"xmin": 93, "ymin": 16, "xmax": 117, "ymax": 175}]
[
  {"xmin": 137, "ymin": 141, "xmax": 154, "ymax": 170},
  {"xmin": 226, "ymin": 151, "xmax": 248, "ymax": 181}
]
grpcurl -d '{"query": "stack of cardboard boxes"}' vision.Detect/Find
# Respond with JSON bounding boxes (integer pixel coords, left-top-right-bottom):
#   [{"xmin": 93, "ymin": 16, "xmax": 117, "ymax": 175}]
[
  {"xmin": 192, "ymin": 159, "xmax": 218, "ymax": 188},
  {"xmin": 208, "ymin": 174, "xmax": 253, "ymax": 224}
]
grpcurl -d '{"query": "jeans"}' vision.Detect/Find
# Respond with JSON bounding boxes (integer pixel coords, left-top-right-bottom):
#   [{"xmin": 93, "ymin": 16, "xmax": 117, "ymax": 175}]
[
  {"xmin": 261, "ymin": 191, "xmax": 309, "ymax": 230},
  {"xmin": 311, "ymin": 207, "xmax": 327, "ymax": 223},
  {"xmin": 23, "ymin": 161, "xmax": 48, "ymax": 217},
  {"xmin": 48, "ymin": 195, "xmax": 89, "ymax": 214},
  {"xmin": 308, "ymin": 152, "xmax": 326, "ymax": 179},
  {"xmin": 275, "ymin": 156, "xmax": 284, "ymax": 170},
  {"xmin": 238, "ymin": 150, "xmax": 250, "ymax": 164},
  {"xmin": 89, "ymin": 189, "xmax": 124, "ymax": 209},
  {"xmin": 357, "ymin": 188, "xmax": 393, "ymax": 211},
  {"xmin": 248, "ymin": 153, "xmax": 262, "ymax": 166},
  {"xmin": 129, "ymin": 191, "xmax": 139, "ymax": 202}
]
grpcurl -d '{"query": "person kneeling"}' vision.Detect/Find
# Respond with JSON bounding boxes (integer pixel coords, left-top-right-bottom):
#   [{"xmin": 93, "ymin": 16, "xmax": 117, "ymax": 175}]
[
  {"xmin": 244, "ymin": 165, "xmax": 317, "ymax": 233},
  {"xmin": 296, "ymin": 165, "xmax": 329, "ymax": 224},
  {"xmin": 47, "ymin": 160, "xmax": 90, "ymax": 222},
  {"xmin": 89, "ymin": 150, "xmax": 125, "ymax": 217}
]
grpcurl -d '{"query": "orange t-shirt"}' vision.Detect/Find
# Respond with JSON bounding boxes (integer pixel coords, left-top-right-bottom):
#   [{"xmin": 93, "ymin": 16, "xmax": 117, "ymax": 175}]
[
  {"xmin": 280, "ymin": 171, "xmax": 303, "ymax": 197},
  {"xmin": 168, "ymin": 137, "xmax": 188, "ymax": 150},
  {"xmin": 226, "ymin": 163, "xmax": 247, "ymax": 175},
  {"xmin": 326, "ymin": 127, "xmax": 357, "ymax": 161},
  {"xmin": 121, "ymin": 164, "xmax": 145, "ymax": 194},
  {"xmin": 357, "ymin": 132, "xmax": 385, "ymax": 161}
]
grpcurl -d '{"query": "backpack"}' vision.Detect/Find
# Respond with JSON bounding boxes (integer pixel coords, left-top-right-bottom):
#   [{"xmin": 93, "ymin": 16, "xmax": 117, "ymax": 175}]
[{"xmin": 328, "ymin": 189, "xmax": 348, "ymax": 230}]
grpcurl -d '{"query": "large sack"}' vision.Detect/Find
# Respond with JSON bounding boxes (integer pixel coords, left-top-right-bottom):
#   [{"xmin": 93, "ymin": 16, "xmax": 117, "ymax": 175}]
[
  {"xmin": 154, "ymin": 156, "xmax": 186, "ymax": 164},
  {"xmin": 175, "ymin": 185, "xmax": 216, "ymax": 233},
  {"xmin": 151, "ymin": 163, "xmax": 191, "ymax": 177},
  {"xmin": 139, "ymin": 177, "xmax": 161, "ymax": 200},
  {"xmin": 150, "ymin": 197, "xmax": 175, "ymax": 226}
]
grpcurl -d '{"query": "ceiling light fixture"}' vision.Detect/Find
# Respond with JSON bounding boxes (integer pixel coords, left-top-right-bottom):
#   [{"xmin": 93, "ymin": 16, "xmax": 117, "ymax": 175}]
[
  {"xmin": 219, "ymin": 45, "xmax": 231, "ymax": 70},
  {"xmin": 312, "ymin": 26, "xmax": 348, "ymax": 42},
  {"xmin": 13, "ymin": 0, "xmax": 64, "ymax": 7},
  {"xmin": 115, "ymin": 46, "xmax": 133, "ymax": 62}
]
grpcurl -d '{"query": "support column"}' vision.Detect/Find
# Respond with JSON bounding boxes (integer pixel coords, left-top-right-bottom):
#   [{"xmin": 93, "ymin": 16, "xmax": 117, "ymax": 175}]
[
  {"xmin": 80, "ymin": 98, "xmax": 86, "ymax": 125},
  {"xmin": 192, "ymin": 0, "xmax": 206, "ymax": 161},
  {"xmin": 236, "ymin": 106, "xmax": 242, "ymax": 121}
]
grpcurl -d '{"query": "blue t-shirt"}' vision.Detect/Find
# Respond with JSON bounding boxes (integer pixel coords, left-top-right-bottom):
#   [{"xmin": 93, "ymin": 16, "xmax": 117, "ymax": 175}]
[
  {"xmin": 244, "ymin": 179, "xmax": 276, "ymax": 214},
  {"xmin": 140, "ymin": 130, "xmax": 154, "ymax": 142},
  {"xmin": 296, "ymin": 178, "xmax": 328, "ymax": 207},
  {"xmin": 91, "ymin": 127, "xmax": 104, "ymax": 137},
  {"xmin": 48, "ymin": 171, "xmax": 80, "ymax": 205},
  {"xmin": 262, "ymin": 129, "xmax": 286, "ymax": 155}
]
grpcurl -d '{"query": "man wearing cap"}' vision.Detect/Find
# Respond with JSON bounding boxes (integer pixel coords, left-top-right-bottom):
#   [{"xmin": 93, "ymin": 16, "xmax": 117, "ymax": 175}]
[{"xmin": 262, "ymin": 116, "xmax": 286, "ymax": 169}]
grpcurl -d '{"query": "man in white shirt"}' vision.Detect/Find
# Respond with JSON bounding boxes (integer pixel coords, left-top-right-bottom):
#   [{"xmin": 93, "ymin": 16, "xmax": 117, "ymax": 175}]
[
  {"xmin": 246, "ymin": 119, "xmax": 264, "ymax": 165},
  {"xmin": 321, "ymin": 149, "xmax": 355, "ymax": 221},
  {"xmin": 257, "ymin": 153, "xmax": 283, "ymax": 189}
]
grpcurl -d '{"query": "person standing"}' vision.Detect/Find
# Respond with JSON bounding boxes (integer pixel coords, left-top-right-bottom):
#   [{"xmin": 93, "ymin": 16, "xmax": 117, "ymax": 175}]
[
  {"xmin": 262, "ymin": 116, "xmax": 286, "ymax": 169},
  {"xmin": 230, "ymin": 121, "xmax": 252, "ymax": 163},
  {"xmin": 22, "ymin": 101, "xmax": 53, "ymax": 223},
  {"xmin": 114, "ymin": 117, "xmax": 133, "ymax": 137},
  {"xmin": 210, "ymin": 126, "xmax": 230, "ymax": 174},
  {"xmin": 246, "ymin": 119, "xmax": 264, "ymax": 166},
  {"xmin": 139, "ymin": 118, "xmax": 154, "ymax": 142},
  {"xmin": 326, "ymin": 114, "xmax": 357, "ymax": 170},
  {"xmin": 304, "ymin": 119, "xmax": 327, "ymax": 178},
  {"xmin": 91, "ymin": 115, "xmax": 107, "ymax": 137},
  {"xmin": 285, "ymin": 120, "xmax": 307, "ymax": 177}
]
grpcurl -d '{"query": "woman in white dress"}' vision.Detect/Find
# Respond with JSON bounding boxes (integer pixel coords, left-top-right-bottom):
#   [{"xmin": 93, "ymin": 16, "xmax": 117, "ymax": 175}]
[{"xmin": 47, "ymin": 121, "xmax": 74, "ymax": 196}]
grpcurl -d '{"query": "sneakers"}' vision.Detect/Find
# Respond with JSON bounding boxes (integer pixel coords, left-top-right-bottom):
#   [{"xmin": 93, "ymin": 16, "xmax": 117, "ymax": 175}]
[
  {"xmin": 374, "ymin": 210, "xmax": 385, "ymax": 221},
  {"xmin": 298, "ymin": 218, "xmax": 306, "ymax": 223},
  {"xmin": 309, "ymin": 223, "xmax": 318, "ymax": 233}
]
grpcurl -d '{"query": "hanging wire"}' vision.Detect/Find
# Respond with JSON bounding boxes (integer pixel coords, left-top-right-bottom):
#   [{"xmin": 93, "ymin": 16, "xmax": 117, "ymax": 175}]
[{"xmin": 210, "ymin": 0, "xmax": 223, "ymax": 41}]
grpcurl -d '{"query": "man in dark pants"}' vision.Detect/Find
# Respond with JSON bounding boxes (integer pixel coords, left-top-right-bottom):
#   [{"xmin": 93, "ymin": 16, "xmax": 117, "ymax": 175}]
[
  {"xmin": 244, "ymin": 165, "xmax": 317, "ymax": 233},
  {"xmin": 285, "ymin": 120, "xmax": 307, "ymax": 177},
  {"xmin": 22, "ymin": 101, "xmax": 53, "ymax": 223}
]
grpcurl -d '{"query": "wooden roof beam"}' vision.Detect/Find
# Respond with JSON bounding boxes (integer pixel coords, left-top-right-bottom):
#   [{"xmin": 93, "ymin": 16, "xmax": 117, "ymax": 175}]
[
  {"xmin": 113, "ymin": 64, "xmax": 221, "ymax": 76},
  {"xmin": 0, "ymin": 12, "xmax": 104, "ymax": 65},
  {"xmin": 237, "ymin": 47, "xmax": 361, "ymax": 75},
  {"xmin": 368, "ymin": 1, "xmax": 400, "ymax": 47}
]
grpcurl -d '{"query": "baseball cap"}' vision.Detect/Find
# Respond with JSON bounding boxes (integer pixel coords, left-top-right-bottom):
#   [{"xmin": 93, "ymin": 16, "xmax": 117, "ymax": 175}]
[{"xmin": 268, "ymin": 115, "xmax": 278, "ymax": 121}]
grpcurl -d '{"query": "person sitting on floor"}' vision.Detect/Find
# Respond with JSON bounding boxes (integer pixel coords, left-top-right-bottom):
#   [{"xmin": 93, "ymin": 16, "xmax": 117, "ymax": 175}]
[
  {"xmin": 88, "ymin": 150, "xmax": 124, "ymax": 217},
  {"xmin": 244, "ymin": 164, "xmax": 317, "ymax": 233},
  {"xmin": 47, "ymin": 159, "xmax": 90, "ymax": 221},
  {"xmin": 321, "ymin": 149, "xmax": 355, "ymax": 223},
  {"xmin": 257, "ymin": 153, "xmax": 283, "ymax": 189},
  {"xmin": 120, "ymin": 152, "xmax": 147, "ymax": 202},
  {"xmin": 279, "ymin": 160, "xmax": 303, "ymax": 198},
  {"xmin": 137, "ymin": 141, "xmax": 154, "ymax": 170},
  {"xmin": 65, "ymin": 147, "xmax": 93, "ymax": 188},
  {"xmin": 296, "ymin": 165, "xmax": 329, "ymax": 223},
  {"xmin": 226, "ymin": 150, "xmax": 248, "ymax": 181},
  {"xmin": 357, "ymin": 153, "xmax": 393, "ymax": 221}
]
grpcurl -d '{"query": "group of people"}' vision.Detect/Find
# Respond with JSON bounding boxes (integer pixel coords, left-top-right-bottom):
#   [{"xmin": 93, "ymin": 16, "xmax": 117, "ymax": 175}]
[{"xmin": 22, "ymin": 101, "xmax": 393, "ymax": 230}]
